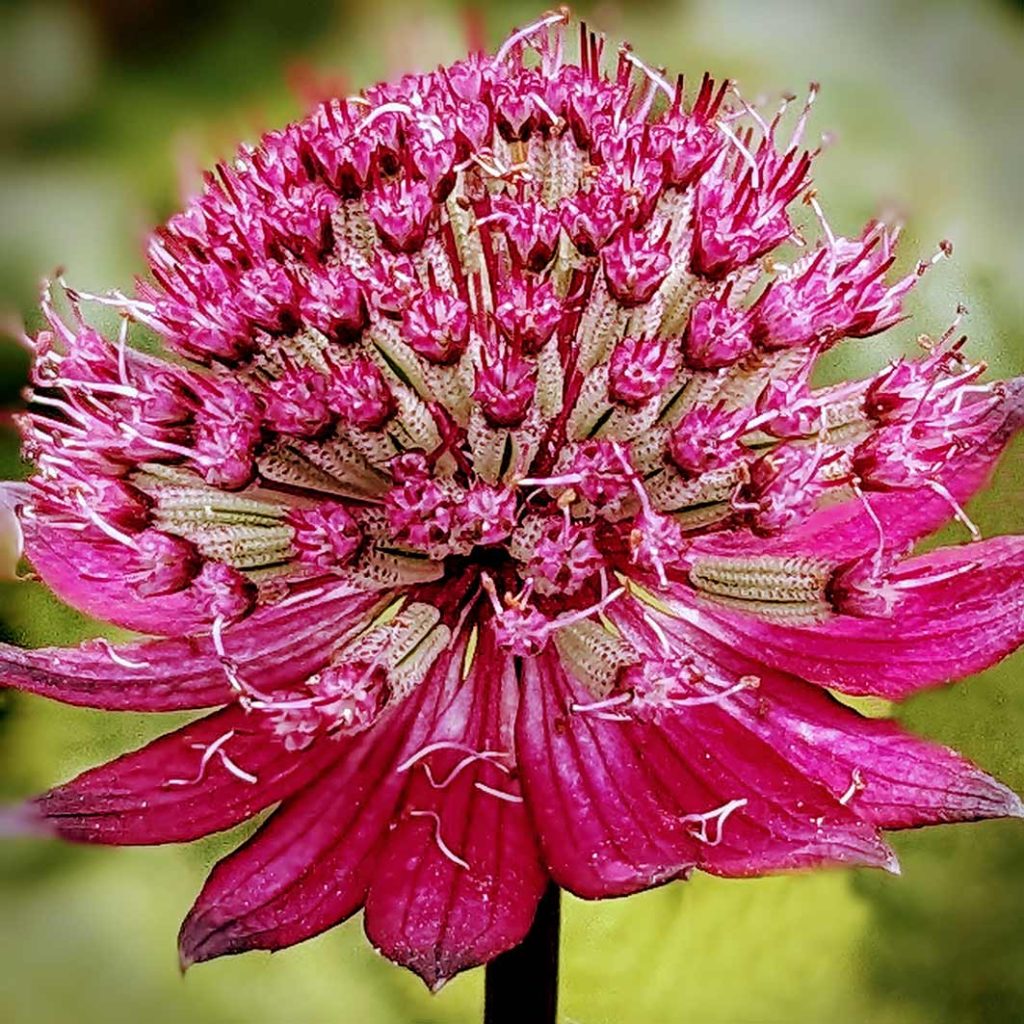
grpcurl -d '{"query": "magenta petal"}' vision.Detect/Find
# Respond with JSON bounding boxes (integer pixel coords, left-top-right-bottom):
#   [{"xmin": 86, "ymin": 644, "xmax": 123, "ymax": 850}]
[
  {"xmin": 516, "ymin": 648, "xmax": 699, "ymax": 897},
  {"xmin": 25, "ymin": 705, "xmax": 340, "ymax": 844},
  {"xmin": 24, "ymin": 522, "xmax": 227, "ymax": 636},
  {"xmin": 179, "ymin": 691, "xmax": 427, "ymax": 965},
  {"xmin": 516, "ymin": 645, "xmax": 893, "ymax": 897},
  {"xmin": 685, "ymin": 536, "xmax": 1024, "ymax": 698},
  {"xmin": 619, "ymin": 603, "xmax": 1023, "ymax": 829},
  {"xmin": 738, "ymin": 677, "xmax": 1023, "ymax": 828},
  {"xmin": 364, "ymin": 627, "xmax": 547, "ymax": 990},
  {"xmin": 0, "ymin": 584, "xmax": 384, "ymax": 711}
]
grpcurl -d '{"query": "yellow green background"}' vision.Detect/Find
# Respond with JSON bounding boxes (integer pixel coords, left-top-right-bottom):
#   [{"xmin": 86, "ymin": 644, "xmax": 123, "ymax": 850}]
[{"xmin": 1, "ymin": 1, "xmax": 1022, "ymax": 1021}]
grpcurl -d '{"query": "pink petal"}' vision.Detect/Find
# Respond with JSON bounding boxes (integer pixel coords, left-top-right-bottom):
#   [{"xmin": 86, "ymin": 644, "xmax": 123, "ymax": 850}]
[
  {"xmin": 0, "ymin": 584, "xmax": 384, "ymax": 711},
  {"xmin": 23, "ymin": 522, "xmax": 227, "ymax": 635},
  {"xmin": 179, "ymin": 690, "xmax": 428, "ymax": 966},
  {"xmin": 620, "ymin": 602, "xmax": 1022, "ymax": 828},
  {"xmin": 682, "ymin": 536, "xmax": 1024, "ymax": 698},
  {"xmin": 364, "ymin": 626, "xmax": 547, "ymax": 990},
  {"xmin": 20, "ymin": 705, "xmax": 339, "ymax": 844},
  {"xmin": 516, "ymin": 644, "xmax": 894, "ymax": 898}
]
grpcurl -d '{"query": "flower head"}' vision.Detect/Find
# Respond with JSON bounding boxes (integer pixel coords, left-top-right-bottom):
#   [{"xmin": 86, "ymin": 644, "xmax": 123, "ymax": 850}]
[{"xmin": 3, "ymin": 12, "xmax": 1023, "ymax": 993}]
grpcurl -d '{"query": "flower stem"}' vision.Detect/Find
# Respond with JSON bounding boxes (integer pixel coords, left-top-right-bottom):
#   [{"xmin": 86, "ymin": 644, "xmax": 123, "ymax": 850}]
[{"xmin": 484, "ymin": 882, "xmax": 561, "ymax": 1024}]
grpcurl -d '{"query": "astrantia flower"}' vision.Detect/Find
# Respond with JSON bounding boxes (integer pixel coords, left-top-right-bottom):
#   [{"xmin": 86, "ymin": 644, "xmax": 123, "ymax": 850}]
[{"xmin": 3, "ymin": 11, "xmax": 1024, "ymax": 993}]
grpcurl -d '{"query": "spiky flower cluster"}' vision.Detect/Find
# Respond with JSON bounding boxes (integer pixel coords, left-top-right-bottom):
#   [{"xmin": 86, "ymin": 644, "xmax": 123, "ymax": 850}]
[{"xmin": 4, "ymin": 12, "xmax": 1023, "ymax": 992}]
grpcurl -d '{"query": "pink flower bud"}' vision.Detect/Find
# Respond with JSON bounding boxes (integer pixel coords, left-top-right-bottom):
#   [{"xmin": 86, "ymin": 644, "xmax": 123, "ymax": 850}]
[
  {"xmin": 682, "ymin": 293, "xmax": 755, "ymax": 369},
  {"xmin": 262, "ymin": 367, "xmax": 332, "ymax": 438},
  {"xmin": 603, "ymin": 227, "xmax": 671, "ymax": 307},
  {"xmin": 288, "ymin": 503, "xmax": 363, "ymax": 568},
  {"xmin": 609, "ymin": 336, "xmax": 680, "ymax": 407}
]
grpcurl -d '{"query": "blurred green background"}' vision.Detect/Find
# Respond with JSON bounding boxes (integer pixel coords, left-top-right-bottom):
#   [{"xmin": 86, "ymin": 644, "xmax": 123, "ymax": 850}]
[{"xmin": 1, "ymin": 1, "xmax": 1022, "ymax": 1021}]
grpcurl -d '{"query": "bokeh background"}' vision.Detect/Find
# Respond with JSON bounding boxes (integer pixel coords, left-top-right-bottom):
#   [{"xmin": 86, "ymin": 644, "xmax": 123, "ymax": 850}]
[{"xmin": 1, "ymin": 1, "xmax": 1022, "ymax": 1021}]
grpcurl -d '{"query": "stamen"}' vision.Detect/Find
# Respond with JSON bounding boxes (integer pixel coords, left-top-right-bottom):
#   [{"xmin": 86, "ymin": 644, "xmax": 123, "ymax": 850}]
[
  {"xmin": 396, "ymin": 740, "xmax": 510, "ymax": 775},
  {"xmin": 852, "ymin": 480, "xmax": 887, "ymax": 571},
  {"xmin": 549, "ymin": 586, "xmax": 626, "ymax": 632},
  {"xmin": 408, "ymin": 809, "xmax": 470, "ymax": 870},
  {"xmin": 274, "ymin": 585, "xmax": 330, "ymax": 610},
  {"xmin": 420, "ymin": 750, "xmax": 512, "ymax": 790},
  {"xmin": 838, "ymin": 768, "xmax": 865, "ymax": 806},
  {"xmin": 889, "ymin": 561, "xmax": 980, "ymax": 590},
  {"xmin": 667, "ymin": 675, "xmax": 758, "ymax": 708},
  {"xmin": 75, "ymin": 497, "xmax": 140, "ymax": 551},
  {"xmin": 116, "ymin": 316, "xmax": 130, "ymax": 387},
  {"xmin": 165, "ymin": 729, "xmax": 257, "ymax": 787},
  {"xmin": 570, "ymin": 692, "xmax": 633, "ymax": 714},
  {"xmin": 729, "ymin": 84, "xmax": 771, "ymax": 137},
  {"xmin": 619, "ymin": 46, "xmax": 674, "ymax": 100},
  {"xmin": 926, "ymin": 480, "xmax": 981, "ymax": 541},
  {"xmin": 515, "ymin": 472, "xmax": 585, "ymax": 489},
  {"xmin": 219, "ymin": 753, "xmax": 260, "ymax": 784},
  {"xmin": 717, "ymin": 123, "xmax": 760, "ymax": 187},
  {"xmin": 49, "ymin": 378, "xmax": 144, "ymax": 400},
  {"xmin": 211, "ymin": 615, "xmax": 275, "ymax": 703},
  {"xmin": 474, "ymin": 782, "xmax": 524, "ymax": 804},
  {"xmin": 680, "ymin": 797, "xmax": 748, "ymax": 845},
  {"xmin": 788, "ymin": 82, "xmax": 819, "ymax": 151},
  {"xmin": 93, "ymin": 637, "xmax": 148, "ymax": 669},
  {"xmin": 805, "ymin": 190, "xmax": 837, "ymax": 249},
  {"xmin": 495, "ymin": 10, "xmax": 569, "ymax": 65},
  {"xmin": 642, "ymin": 610, "xmax": 672, "ymax": 655},
  {"xmin": 356, "ymin": 102, "xmax": 414, "ymax": 132}
]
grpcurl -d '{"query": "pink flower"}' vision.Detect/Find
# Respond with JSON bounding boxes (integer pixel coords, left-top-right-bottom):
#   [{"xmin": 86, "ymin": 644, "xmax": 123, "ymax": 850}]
[{"xmin": 3, "ymin": 12, "xmax": 1023, "ymax": 996}]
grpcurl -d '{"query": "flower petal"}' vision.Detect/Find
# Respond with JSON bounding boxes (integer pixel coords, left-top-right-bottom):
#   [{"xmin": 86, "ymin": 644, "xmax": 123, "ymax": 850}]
[
  {"xmin": 620, "ymin": 602, "xmax": 1023, "ymax": 828},
  {"xmin": 23, "ymin": 522, "xmax": 230, "ymax": 636},
  {"xmin": 364, "ymin": 626, "xmax": 547, "ymax": 990},
  {"xmin": 16, "ymin": 705, "xmax": 339, "ymax": 844},
  {"xmin": 516, "ymin": 639, "xmax": 893, "ymax": 898},
  {"xmin": 179, "ymin": 689, "xmax": 428, "ymax": 966},
  {"xmin": 680, "ymin": 536, "xmax": 1024, "ymax": 698},
  {"xmin": 0, "ymin": 584, "xmax": 386, "ymax": 711},
  {"xmin": 516, "ymin": 647, "xmax": 698, "ymax": 897}
]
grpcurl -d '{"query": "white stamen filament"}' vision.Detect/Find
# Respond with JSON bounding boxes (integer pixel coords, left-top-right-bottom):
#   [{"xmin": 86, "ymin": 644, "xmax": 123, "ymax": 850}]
[
  {"xmin": 495, "ymin": 10, "xmax": 569, "ymax": 65},
  {"xmin": 571, "ymin": 692, "xmax": 633, "ymax": 714},
  {"xmin": 681, "ymin": 797, "xmax": 748, "ymax": 845},
  {"xmin": 668, "ymin": 675, "xmax": 758, "ymax": 708},
  {"xmin": 94, "ymin": 637, "xmax": 149, "ymax": 669},
  {"xmin": 408, "ymin": 809, "xmax": 470, "ymax": 870},
  {"xmin": 547, "ymin": 586, "xmax": 626, "ymax": 634},
  {"xmin": 397, "ymin": 740, "xmax": 511, "ymax": 776},
  {"xmin": 642, "ymin": 610, "xmax": 672, "ymax": 655},
  {"xmin": 165, "ymin": 729, "xmax": 257, "ymax": 787},
  {"xmin": 852, "ymin": 480, "xmax": 887, "ymax": 572},
  {"xmin": 49, "ymin": 378, "xmax": 145, "ymax": 400},
  {"xmin": 619, "ymin": 48, "xmax": 674, "ymax": 100},
  {"xmin": 273, "ymin": 585, "xmax": 330, "ymax": 610},
  {"xmin": 116, "ymin": 317, "xmax": 131, "ymax": 387},
  {"xmin": 807, "ymin": 193, "xmax": 837, "ymax": 250},
  {"xmin": 211, "ymin": 615, "xmax": 277, "ymax": 703},
  {"xmin": 889, "ymin": 561, "xmax": 980, "ymax": 590},
  {"xmin": 717, "ymin": 123, "xmax": 760, "ymax": 188},
  {"xmin": 474, "ymin": 782, "xmax": 524, "ymax": 804},
  {"xmin": 839, "ymin": 768, "xmax": 865, "ymax": 806},
  {"xmin": 926, "ymin": 480, "xmax": 981, "ymax": 542},
  {"xmin": 788, "ymin": 82, "xmax": 819, "ymax": 151},
  {"xmin": 356, "ymin": 102, "xmax": 414, "ymax": 132},
  {"xmin": 420, "ymin": 750, "xmax": 512, "ymax": 790},
  {"xmin": 75, "ymin": 497, "xmax": 140, "ymax": 551}
]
